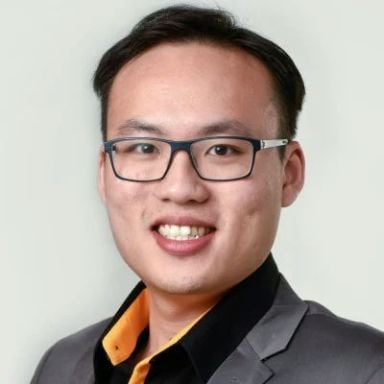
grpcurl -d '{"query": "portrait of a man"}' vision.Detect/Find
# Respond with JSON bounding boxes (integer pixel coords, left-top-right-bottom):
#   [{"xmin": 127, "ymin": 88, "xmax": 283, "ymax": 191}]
[
  {"xmin": 25, "ymin": 4, "xmax": 384, "ymax": 383},
  {"xmin": 2, "ymin": 1, "xmax": 383, "ymax": 383}
]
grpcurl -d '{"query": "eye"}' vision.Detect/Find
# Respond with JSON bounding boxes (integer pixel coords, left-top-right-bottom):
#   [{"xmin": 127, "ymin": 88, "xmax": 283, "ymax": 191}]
[
  {"xmin": 123, "ymin": 142, "xmax": 159, "ymax": 155},
  {"xmin": 132, "ymin": 143, "xmax": 156, "ymax": 154},
  {"xmin": 208, "ymin": 145, "xmax": 236, "ymax": 156},
  {"xmin": 112, "ymin": 141, "xmax": 160, "ymax": 156}
]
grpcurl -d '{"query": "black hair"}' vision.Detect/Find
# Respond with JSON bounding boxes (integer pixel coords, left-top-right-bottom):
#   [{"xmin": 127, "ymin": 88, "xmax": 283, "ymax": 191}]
[{"xmin": 93, "ymin": 4, "xmax": 305, "ymax": 141}]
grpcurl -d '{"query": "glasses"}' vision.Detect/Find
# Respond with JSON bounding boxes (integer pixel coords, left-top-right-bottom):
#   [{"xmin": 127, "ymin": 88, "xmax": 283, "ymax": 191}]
[{"xmin": 103, "ymin": 136, "xmax": 288, "ymax": 182}]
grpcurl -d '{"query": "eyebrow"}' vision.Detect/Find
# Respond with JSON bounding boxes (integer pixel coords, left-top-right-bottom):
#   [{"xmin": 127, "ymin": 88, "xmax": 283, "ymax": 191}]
[
  {"xmin": 117, "ymin": 119, "xmax": 164, "ymax": 136},
  {"xmin": 116, "ymin": 118, "xmax": 253, "ymax": 137},
  {"xmin": 200, "ymin": 120, "xmax": 252, "ymax": 136}
]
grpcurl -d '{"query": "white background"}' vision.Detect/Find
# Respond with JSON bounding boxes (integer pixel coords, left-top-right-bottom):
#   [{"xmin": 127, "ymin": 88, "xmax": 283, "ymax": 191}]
[{"xmin": 1, "ymin": 0, "xmax": 383, "ymax": 383}]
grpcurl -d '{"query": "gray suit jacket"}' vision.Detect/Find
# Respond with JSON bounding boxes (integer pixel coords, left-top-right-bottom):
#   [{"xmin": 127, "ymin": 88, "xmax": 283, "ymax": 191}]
[{"xmin": 31, "ymin": 277, "xmax": 384, "ymax": 384}]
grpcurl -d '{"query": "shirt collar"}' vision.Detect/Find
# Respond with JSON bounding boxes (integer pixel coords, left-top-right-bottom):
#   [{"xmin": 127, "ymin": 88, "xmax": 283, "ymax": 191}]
[{"xmin": 94, "ymin": 254, "xmax": 279, "ymax": 383}]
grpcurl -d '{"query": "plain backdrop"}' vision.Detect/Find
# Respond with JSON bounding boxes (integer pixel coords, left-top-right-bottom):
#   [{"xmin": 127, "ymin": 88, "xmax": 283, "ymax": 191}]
[{"xmin": 1, "ymin": 0, "xmax": 383, "ymax": 382}]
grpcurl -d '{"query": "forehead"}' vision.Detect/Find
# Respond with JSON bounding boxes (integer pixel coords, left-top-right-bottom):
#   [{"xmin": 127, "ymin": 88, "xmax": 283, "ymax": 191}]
[{"xmin": 107, "ymin": 42, "xmax": 278, "ymax": 138}]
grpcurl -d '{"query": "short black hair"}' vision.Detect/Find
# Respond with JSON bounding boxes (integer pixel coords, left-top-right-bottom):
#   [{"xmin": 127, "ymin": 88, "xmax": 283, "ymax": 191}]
[{"xmin": 93, "ymin": 4, "xmax": 305, "ymax": 141}]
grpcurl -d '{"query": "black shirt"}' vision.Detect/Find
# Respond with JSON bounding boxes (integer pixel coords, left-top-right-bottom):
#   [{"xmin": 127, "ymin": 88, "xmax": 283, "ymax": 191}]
[{"xmin": 94, "ymin": 255, "xmax": 280, "ymax": 384}]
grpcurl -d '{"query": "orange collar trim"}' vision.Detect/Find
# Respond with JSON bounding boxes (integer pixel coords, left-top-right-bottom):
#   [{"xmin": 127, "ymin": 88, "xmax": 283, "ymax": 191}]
[
  {"xmin": 127, "ymin": 313, "xmax": 205, "ymax": 384},
  {"xmin": 102, "ymin": 289, "xmax": 149, "ymax": 365},
  {"xmin": 102, "ymin": 287, "xmax": 207, "ymax": 369}
]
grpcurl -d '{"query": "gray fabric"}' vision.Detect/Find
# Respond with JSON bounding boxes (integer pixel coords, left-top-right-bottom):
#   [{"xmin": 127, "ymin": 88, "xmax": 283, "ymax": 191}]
[
  {"xmin": 30, "ymin": 319, "xmax": 108, "ymax": 384},
  {"xmin": 30, "ymin": 277, "xmax": 384, "ymax": 384}
]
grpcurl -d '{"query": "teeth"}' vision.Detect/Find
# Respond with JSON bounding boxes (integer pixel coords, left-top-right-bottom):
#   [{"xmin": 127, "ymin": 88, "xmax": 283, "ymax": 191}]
[
  {"xmin": 179, "ymin": 226, "xmax": 191, "ymax": 236},
  {"xmin": 157, "ymin": 224, "xmax": 212, "ymax": 240}
]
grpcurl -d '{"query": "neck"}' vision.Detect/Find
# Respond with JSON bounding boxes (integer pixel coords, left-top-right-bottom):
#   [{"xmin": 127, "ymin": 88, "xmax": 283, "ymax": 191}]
[{"xmin": 141, "ymin": 289, "xmax": 224, "ymax": 357}]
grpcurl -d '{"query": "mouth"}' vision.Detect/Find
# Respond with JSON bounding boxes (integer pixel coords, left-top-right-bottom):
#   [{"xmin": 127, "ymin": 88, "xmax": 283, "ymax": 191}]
[
  {"xmin": 156, "ymin": 224, "xmax": 214, "ymax": 241},
  {"xmin": 151, "ymin": 217, "xmax": 216, "ymax": 256}
]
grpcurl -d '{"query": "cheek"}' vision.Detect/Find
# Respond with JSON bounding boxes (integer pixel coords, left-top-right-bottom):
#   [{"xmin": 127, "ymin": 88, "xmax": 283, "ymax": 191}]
[
  {"xmin": 218, "ymin": 172, "xmax": 282, "ymax": 241},
  {"xmin": 104, "ymin": 174, "xmax": 150, "ymax": 227},
  {"xmin": 223, "ymin": 179, "xmax": 278, "ymax": 216},
  {"xmin": 103, "ymin": 180, "xmax": 155, "ymax": 263}
]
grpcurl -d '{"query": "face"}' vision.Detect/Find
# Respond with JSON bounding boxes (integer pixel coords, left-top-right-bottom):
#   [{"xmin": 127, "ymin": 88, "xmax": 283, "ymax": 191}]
[{"xmin": 99, "ymin": 42, "xmax": 304, "ymax": 299}]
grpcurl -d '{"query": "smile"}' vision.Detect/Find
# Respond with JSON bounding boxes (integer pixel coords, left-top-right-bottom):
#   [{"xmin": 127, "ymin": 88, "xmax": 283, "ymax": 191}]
[{"xmin": 157, "ymin": 224, "xmax": 213, "ymax": 241}]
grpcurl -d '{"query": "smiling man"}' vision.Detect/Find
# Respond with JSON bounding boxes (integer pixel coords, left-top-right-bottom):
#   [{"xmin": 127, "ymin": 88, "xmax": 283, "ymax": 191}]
[{"xmin": 31, "ymin": 5, "xmax": 384, "ymax": 384}]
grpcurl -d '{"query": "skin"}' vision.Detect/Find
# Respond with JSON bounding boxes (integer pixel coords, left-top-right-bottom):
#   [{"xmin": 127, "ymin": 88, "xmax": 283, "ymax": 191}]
[{"xmin": 98, "ymin": 42, "xmax": 305, "ymax": 354}]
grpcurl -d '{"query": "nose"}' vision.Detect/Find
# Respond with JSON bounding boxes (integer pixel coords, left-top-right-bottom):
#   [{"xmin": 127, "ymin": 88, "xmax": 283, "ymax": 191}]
[{"xmin": 154, "ymin": 150, "xmax": 210, "ymax": 205}]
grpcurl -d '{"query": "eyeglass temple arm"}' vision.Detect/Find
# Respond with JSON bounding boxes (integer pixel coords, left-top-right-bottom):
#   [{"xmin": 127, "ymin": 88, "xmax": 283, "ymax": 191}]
[{"xmin": 260, "ymin": 139, "xmax": 289, "ymax": 149}]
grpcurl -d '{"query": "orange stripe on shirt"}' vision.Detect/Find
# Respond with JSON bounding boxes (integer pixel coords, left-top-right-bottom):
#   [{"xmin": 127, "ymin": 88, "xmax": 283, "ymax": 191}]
[
  {"xmin": 128, "ymin": 311, "xmax": 206, "ymax": 384},
  {"xmin": 103, "ymin": 289, "xmax": 149, "ymax": 365},
  {"xmin": 103, "ymin": 288, "xmax": 208, "ymax": 384}
]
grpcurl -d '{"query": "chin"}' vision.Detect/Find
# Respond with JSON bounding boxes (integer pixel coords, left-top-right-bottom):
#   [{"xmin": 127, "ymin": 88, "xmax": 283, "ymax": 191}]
[{"xmin": 147, "ymin": 274, "xmax": 214, "ymax": 296}]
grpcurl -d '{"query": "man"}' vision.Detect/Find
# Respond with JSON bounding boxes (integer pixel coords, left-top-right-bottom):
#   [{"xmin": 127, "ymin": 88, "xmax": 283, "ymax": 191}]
[{"xmin": 31, "ymin": 5, "xmax": 384, "ymax": 384}]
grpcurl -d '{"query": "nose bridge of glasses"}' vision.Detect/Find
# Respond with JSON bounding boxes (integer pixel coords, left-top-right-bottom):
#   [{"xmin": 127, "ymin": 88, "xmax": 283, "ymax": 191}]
[
  {"xmin": 166, "ymin": 140, "xmax": 198, "ymax": 174},
  {"xmin": 169, "ymin": 140, "xmax": 192, "ymax": 153}
]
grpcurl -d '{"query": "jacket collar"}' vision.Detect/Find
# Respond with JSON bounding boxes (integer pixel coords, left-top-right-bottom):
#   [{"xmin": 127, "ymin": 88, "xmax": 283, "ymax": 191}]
[{"xmin": 207, "ymin": 276, "xmax": 308, "ymax": 384}]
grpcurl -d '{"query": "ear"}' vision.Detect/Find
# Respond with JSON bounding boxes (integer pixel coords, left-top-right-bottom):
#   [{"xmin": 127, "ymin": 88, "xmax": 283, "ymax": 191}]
[
  {"xmin": 281, "ymin": 141, "xmax": 305, "ymax": 207},
  {"xmin": 98, "ymin": 148, "xmax": 107, "ymax": 204}
]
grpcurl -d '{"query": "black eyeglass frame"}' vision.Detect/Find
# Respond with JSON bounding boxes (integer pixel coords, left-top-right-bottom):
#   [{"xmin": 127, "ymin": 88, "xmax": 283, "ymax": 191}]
[{"xmin": 103, "ymin": 136, "xmax": 289, "ymax": 182}]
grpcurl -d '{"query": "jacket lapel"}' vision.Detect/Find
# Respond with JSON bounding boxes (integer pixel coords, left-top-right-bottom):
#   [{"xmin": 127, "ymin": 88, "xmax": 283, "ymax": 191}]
[
  {"xmin": 207, "ymin": 338, "xmax": 273, "ymax": 384},
  {"xmin": 208, "ymin": 276, "xmax": 308, "ymax": 384}
]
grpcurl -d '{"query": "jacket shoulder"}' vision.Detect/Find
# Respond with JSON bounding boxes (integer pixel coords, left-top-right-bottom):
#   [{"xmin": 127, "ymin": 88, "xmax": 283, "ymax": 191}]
[
  {"xmin": 276, "ymin": 300, "xmax": 384, "ymax": 382},
  {"xmin": 255, "ymin": 277, "xmax": 384, "ymax": 383},
  {"xmin": 30, "ymin": 319, "xmax": 110, "ymax": 384},
  {"xmin": 305, "ymin": 299, "xmax": 384, "ymax": 352}
]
